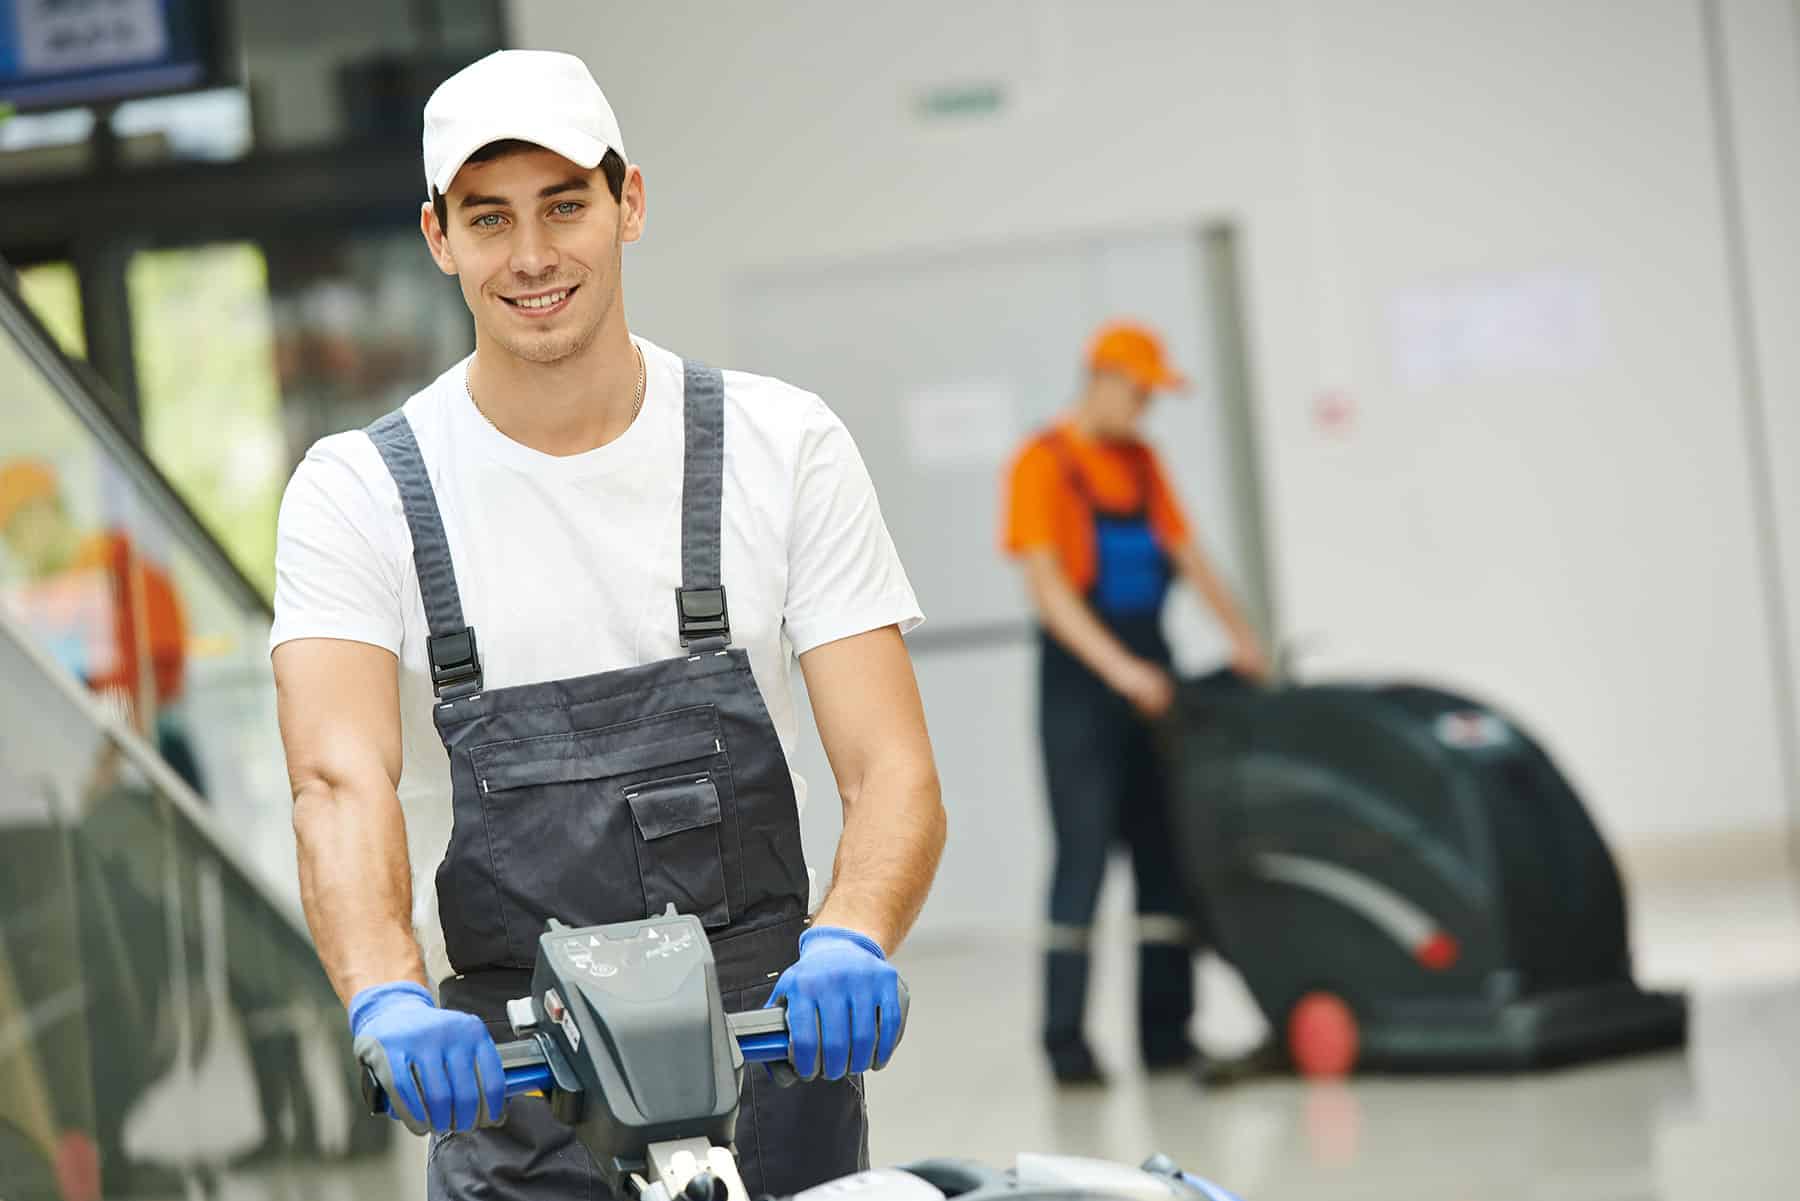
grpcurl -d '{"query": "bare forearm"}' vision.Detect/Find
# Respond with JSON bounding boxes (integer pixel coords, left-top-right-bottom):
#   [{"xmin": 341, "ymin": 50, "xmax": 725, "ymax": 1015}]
[
  {"xmin": 1174, "ymin": 543, "xmax": 1259, "ymax": 648},
  {"xmin": 813, "ymin": 757, "xmax": 946, "ymax": 954},
  {"xmin": 293, "ymin": 780, "xmax": 425, "ymax": 1005},
  {"xmin": 1030, "ymin": 566, "xmax": 1138, "ymax": 685},
  {"xmin": 1192, "ymin": 569, "xmax": 1257, "ymax": 646}
]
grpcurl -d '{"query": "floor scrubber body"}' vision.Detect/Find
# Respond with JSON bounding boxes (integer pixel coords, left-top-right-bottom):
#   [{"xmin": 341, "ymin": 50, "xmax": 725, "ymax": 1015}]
[
  {"xmin": 1169, "ymin": 676, "xmax": 1686, "ymax": 1074},
  {"xmin": 362, "ymin": 908, "xmax": 1246, "ymax": 1201}
]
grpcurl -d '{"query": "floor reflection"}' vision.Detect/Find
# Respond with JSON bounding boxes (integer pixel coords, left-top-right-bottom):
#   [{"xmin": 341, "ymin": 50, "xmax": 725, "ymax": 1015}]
[{"xmin": 868, "ymin": 871, "xmax": 1800, "ymax": 1201}]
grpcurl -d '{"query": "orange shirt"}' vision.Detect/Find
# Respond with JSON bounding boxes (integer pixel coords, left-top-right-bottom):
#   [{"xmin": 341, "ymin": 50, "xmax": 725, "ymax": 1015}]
[{"xmin": 1001, "ymin": 424, "xmax": 1191, "ymax": 593}]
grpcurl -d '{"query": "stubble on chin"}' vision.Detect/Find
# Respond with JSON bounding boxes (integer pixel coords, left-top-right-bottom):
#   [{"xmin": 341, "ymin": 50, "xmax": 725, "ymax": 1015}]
[{"xmin": 494, "ymin": 317, "xmax": 601, "ymax": 364}]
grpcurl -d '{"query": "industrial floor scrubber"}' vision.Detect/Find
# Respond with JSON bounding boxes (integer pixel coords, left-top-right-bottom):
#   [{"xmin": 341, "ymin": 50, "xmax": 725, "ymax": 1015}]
[
  {"xmin": 1167, "ymin": 672, "xmax": 1687, "ymax": 1076},
  {"xmin": 361, "ymin": 908, "xmax": 1247, "ymax": 1201}
]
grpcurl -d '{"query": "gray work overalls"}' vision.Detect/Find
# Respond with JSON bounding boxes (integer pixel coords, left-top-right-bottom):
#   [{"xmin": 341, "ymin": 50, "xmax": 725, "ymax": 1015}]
[{"xmin": 366, "ymin": 361, "xmax": 868, "ymax": 1200}]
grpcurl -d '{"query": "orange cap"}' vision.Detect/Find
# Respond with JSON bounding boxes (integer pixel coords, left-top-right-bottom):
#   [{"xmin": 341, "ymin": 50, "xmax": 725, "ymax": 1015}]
[
  {"xmin": 0, "ymin": 459, "xmax": 60, "ymax": 532},
  {"xmin": 1086, "ymin": 320, "xmax": 1189, "ymax": 393}
]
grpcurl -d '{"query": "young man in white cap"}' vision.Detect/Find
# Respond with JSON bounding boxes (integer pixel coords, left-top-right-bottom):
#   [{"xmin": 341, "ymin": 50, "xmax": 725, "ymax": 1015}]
[{"xmin": 270, "ymin": 50, "xmax": 946, "ymax": 1198}]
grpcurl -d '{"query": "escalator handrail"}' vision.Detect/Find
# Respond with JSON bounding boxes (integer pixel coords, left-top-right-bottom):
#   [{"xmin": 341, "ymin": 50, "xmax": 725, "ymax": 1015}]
[
  {"xmin": 0, "ymin": 255, "xmax": 274, "ymax": 622},
  {"xmin": 0, "ymin": 606, "xmax": 311, "ymax": 943}
]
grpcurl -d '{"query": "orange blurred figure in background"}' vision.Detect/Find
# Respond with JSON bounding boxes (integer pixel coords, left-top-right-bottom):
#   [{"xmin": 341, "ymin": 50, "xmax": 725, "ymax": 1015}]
[{"xmin": 0, "ymin": 458, "xmax": 198, "ymax": 790}]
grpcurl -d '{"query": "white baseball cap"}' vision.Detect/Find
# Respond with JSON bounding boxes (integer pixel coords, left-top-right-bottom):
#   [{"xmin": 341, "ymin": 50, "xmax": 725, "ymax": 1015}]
[{"xmin": 421, "ymin": 50, "xmax": 626, "ymax": 197}]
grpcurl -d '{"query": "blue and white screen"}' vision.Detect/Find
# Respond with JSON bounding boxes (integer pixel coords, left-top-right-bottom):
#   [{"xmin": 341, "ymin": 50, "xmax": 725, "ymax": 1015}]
[{"xmin": 0, "ymin": 0, "xmax": 220, "ymax": 112}]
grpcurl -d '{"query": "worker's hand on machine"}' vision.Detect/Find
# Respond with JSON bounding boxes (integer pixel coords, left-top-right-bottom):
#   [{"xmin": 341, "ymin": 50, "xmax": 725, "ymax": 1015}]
[
  {"xmin": 1112, "ymin": 655, "xmax": 1176, "ymax": 719},
  {"xmin": 351, "ymin": 981, "xmax": 506, "ymax": 1136},
  {"xmin": 1229, "ymin": 636, "xmax": 1271, "ymax": 685},
  {"xmin": 767, "ymin": 926, "xmax": 905, "ymax": 1081}
]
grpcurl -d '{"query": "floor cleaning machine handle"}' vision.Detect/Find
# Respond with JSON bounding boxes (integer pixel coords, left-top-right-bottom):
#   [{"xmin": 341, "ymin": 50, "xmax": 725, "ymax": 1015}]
[
  {"xmin": 360, "ymin": 1031, "xmax": 557, "ymax": 1121},
  {"xmin": 731, "ymin": 979, "xmax": 911, "ymax": 1066},
  {"xmin": 361, "ymin": 980, "xmax": 910, "ymax": 1119}
]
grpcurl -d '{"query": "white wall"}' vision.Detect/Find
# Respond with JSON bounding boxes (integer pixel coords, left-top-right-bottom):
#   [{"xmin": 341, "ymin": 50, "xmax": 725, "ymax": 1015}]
[
  {"xmin": 1717, "ymin": 0, "xmax": 1800, "ymax": 840},
  {"xmin": 1268, "ymin": 0, "xmax": 1794, "ymax": 852},
  {"xmin": 510, "ymin": 0, "xmax": 1800, "ymax": 917}
]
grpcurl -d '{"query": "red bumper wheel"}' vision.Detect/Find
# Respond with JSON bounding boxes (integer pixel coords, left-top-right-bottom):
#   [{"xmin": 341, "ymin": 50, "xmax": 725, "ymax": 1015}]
[
  {"xmin": 1287, "ymin": 991, "xmax": 1359, "ymax": 1078},
  {"xmin": 55, "ymin": 1129, "xmax": 100, "ymax": 1201}
]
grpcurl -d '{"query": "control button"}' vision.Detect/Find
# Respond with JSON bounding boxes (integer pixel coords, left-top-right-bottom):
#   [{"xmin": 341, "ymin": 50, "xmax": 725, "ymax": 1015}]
[{"xmin": 506, "ymin": 996, "xmax": 539, "ymax": 1035}]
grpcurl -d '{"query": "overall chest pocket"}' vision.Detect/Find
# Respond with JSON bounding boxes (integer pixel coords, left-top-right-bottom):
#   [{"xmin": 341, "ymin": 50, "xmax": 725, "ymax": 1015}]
[
  {"xmin": 468, "ymin": 706, "xmax": 733, "ymax": 956},
  {"xmin": 625, "ymin": 774, "xmax": 728, "ymax": 928}
]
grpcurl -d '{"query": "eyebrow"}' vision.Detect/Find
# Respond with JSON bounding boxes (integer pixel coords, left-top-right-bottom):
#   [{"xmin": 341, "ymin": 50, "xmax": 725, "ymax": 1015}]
[{"xmin": 458, "ymin": 176, "xmax": 594, "ymax": 211}]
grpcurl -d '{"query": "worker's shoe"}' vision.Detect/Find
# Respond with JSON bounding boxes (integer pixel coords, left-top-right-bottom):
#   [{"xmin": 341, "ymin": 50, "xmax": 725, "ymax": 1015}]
[
  {"xmin": 1046, "ymin": 1038, "xmax": 1108, "ymax": 1086},
  {"xmin": 1142, "ymin": 1034, "xmax": 1202, "ymax": 1075},
  {"xmin": 1195, "ymin": 1037, "xmax": 1290, "ymax": 1088}
]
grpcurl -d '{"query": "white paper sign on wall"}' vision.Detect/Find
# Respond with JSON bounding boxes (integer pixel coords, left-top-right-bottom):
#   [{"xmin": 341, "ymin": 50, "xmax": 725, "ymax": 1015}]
[
  {"xmin": 1390, "ymin": 270, "xmax": 1607, "ymax": 389},
  {"xmin": 904, "ymin": 380, "xmax": 1019, "ymax": 471},
  {"xmin": 18, "ymin": 0, "xmax": 168, "ymax": 76}
]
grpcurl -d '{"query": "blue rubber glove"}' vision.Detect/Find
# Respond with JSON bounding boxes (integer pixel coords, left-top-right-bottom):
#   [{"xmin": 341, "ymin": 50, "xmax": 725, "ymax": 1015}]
[
  {"xmin": 767, "ymin": 926, "xmax": 903, "ymax": 1081},
  {"xmin": 350, "ymin": 982, "xmax": 505, "ymax": 1136}
]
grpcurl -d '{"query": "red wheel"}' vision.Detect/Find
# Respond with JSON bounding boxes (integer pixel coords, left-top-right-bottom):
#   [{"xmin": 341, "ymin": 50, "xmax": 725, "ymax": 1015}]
[
  {"xmin": 1287, "ymin": 991, "xmax": 1359, "ymax": 1078},
  {"xmin": 54, "ymin": 1129, "xmax": 101, "ymax": 1201}
]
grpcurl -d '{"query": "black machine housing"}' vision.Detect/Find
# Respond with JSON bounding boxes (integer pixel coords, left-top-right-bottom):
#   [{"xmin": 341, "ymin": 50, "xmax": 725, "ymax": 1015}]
[
  {"xmin": 364, "ymin": 908, "xmax": 1243, "ymax": 1201},
  {"xmin": 524, "ymin": 912, "xmax": 744, "ymax": 1187},
  {"xmin": 1169, "ymin": 674, "xmax": 1687, "ymax": 1071}
]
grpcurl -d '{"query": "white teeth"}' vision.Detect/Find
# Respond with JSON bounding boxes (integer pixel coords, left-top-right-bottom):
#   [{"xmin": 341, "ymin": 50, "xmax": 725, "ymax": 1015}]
[{"xmin": 514, "ymin": 290, "xmax": 568, "ymax": 310}]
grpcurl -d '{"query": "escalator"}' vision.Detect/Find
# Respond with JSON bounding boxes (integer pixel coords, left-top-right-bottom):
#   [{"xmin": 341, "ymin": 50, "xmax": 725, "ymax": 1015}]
[{"xmin": 0, "ymin": 261, "xmax": 396, "ymax": 1198}]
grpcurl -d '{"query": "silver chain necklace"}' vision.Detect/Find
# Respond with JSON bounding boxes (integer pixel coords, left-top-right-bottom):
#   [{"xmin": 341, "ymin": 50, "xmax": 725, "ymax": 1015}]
[{"xmin": 465, "ymin": 342, "xmax": 646, "ymax": 432}]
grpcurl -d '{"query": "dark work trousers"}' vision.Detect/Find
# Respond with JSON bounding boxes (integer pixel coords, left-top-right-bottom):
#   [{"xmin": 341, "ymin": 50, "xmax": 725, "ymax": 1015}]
[{"xmin": 1039, "ymin": 615, "xmax": 1195, "ymax": 1062}]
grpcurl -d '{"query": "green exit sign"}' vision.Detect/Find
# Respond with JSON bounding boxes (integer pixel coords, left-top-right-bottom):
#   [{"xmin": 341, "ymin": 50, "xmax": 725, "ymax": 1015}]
[{"xmin": 914, "ymin": 82, "xmax": 1009, "ymax": 121}]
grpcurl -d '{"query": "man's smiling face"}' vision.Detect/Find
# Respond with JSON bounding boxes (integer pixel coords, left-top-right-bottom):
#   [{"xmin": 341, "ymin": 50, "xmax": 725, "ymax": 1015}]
[{"xmin": 425, "ymin": 144, "xmax": 643, "ymax": 366}]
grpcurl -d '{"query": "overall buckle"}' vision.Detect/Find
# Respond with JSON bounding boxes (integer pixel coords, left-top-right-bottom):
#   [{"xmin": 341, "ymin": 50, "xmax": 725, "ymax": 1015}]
[
  {"xmin": 429, "ymin": 626, "xmax": 483, "ymax": 699},
  {"xmin": 676, "ymin": 587, "xmax": 731, "ymax": 646}
]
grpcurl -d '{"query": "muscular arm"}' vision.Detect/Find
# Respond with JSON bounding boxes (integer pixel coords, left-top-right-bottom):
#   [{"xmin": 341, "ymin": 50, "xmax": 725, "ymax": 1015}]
[
  {"xmin": 274, "ymin": 637, "xmax": 423, "ymax": 1004},
  {"xmin": 801, "ymin": 625, "xmax": 945, "ymax": 954}
]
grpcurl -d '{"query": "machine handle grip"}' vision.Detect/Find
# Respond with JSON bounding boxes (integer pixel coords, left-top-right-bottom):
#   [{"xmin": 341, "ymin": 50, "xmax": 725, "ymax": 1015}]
[
  {"xmin": 362, "ymin": 978, "xmax": 914, "ymax": 1121},
  {"xmin": 730, "ymin": 978, "xmax": 911, "ymax": 1067},
  {"xmin": 361, "ymin": 1037, "xmax": 552, "ymax": 1118}
]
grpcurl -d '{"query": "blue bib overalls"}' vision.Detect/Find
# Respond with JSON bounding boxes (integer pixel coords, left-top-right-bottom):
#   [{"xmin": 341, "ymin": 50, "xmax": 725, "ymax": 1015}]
[{"xmin": 1035, "ymin": 431, "xmax": 1196, "ymax": 1065}]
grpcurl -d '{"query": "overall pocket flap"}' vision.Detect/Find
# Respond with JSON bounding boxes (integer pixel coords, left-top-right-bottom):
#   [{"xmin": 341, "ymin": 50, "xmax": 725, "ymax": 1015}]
[
  {"xmin": 473, "ymin": 706, "xmax": 721, "ymax": 793},
  {"xmin": 626, "ymin": 775, "xmax": 722, "ymax": 841}
]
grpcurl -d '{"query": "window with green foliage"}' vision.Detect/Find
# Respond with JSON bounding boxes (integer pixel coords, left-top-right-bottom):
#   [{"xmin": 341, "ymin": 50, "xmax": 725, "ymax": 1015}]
[{"xmin": 127, "ymin": 244, "xmax": 286, "ymax": 599}]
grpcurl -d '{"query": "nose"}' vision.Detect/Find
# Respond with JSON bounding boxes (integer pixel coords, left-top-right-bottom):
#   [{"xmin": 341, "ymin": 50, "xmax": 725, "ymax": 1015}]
[{"xmin": 509, "ymin": 220, "xmax": 559, "ymax": 280}]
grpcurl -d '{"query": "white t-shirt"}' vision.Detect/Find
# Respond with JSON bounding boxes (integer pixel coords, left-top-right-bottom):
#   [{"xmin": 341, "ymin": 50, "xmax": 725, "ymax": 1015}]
[{"xmin": 270, "ymin": 336, "xmax": 923, "ymax": 982}]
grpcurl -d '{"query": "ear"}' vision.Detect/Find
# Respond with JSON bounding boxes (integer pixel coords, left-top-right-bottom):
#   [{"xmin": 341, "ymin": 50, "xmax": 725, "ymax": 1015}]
[
  {"xmin": 420, "ymin": 200, "xmax": 458, "ymax": 276},
  {"xmin": 618, "ymin": 164, "xmax": 647, "ymax": 246}
]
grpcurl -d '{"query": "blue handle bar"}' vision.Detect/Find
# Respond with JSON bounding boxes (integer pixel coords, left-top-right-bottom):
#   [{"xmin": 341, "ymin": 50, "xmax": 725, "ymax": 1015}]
[
  {"xmin": 736, "ymin": 1032, "xmax": 791, "ymax": 1064},
  {"xmin": 503, "ymin": 1063, "xmax": 556, "ymax": 1096},
  {"xmin": 366, "ymin": 982, "xmax": 905, "ymax": 1117},
  {"xmin": 366, "ymin": 1029, "xmax": 785, "ymax": 1117}
]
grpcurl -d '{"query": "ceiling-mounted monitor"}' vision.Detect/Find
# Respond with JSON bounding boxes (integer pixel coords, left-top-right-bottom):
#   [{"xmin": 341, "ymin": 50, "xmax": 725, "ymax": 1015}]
[{"xmin": 0, "ymin": 0, "xmax": 233, "ymax": 113}]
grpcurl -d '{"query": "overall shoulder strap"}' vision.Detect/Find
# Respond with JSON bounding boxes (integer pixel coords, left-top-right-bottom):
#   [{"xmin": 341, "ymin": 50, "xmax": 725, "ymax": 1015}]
[
  {"xmin": 366, "ymin": 409, "xmax": 482, "ymax": 699},
  {"xmin": 676, "ymin": 360, "xmax": 731, "ymax": 649},
  {"xmin": 1039, "ymin": 427, "xmax": 1089, "ymax": 502},
  {"xmin": 1039, "ymin": 427, "xmax": 1154, "ymax": 518}
]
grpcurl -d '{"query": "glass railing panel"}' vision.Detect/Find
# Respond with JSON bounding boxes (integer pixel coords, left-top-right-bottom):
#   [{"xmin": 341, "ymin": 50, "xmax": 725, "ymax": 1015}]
[
  {"xmin": 1, "ymin": 614, "xmax": 395, "ymax": 1200},
  {"xmin": 1, "ymin": 267, "xmax": 297, "ymax": 900}
]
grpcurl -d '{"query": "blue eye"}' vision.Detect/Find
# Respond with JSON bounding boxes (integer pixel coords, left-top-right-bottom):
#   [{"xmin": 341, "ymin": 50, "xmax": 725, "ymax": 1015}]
[
  {"xmin": 472, "ymin": 213, "xmax": 503, "ymax": 229},
  {"xmin": 554, "ymin": 201, "xmax": 583, "ymax": 215}
]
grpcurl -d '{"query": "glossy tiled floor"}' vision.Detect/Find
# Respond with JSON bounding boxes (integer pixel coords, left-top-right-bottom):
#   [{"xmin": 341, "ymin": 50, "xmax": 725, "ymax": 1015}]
[
  {"xmin": 866, "ymin": 869, "xmax": 1800, "ymax": 1201},
  {"xmin": 125, "ymin": 869, "xmax": 1800, "ymax": 1200}
]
